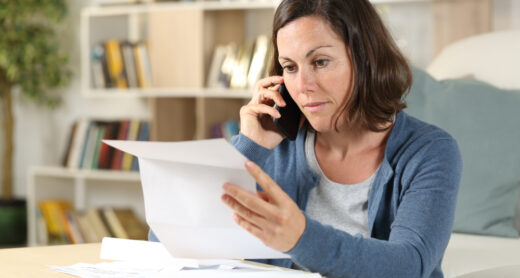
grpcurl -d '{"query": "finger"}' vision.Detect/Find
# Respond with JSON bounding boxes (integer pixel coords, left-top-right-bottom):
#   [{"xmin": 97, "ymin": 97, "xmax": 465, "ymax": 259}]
[
  {"xmin": 244, "ymin": 161, "xmax": 287, "ymax": 204},
  {"xmin": 221, "ymin": 193, "xmax": 268, "ymax": 228},
  {"xmin": 260, "ymin": 88, "xmax": 286, "ymax": 107},
  {"xmin": 232, "ymin": 213, "xmax": 265, "ymax": 241},
  {"xmin": 257, "ymin": 191, "xmax": 270, "ymax": 202},
  {"xmin": 241, "ymin": 103, "xmax": 281, "ymax": 119},
  {"xmin": 222, "ymin": 183, "xmax": 278, "ymax": 218},
  {"xmin": 258, "ymin": 76, "xmax": 284, "ymax": 89}
]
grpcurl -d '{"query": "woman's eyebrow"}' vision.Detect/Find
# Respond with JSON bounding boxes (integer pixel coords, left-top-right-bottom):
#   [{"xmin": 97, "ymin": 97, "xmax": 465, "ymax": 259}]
[
  {"xmin": 305, "ymin": 45, "xmax": 333, "ymax": 58},
  {"xmin": 279, "ymin": 45, "xmax": 333, "ymax": 61}
]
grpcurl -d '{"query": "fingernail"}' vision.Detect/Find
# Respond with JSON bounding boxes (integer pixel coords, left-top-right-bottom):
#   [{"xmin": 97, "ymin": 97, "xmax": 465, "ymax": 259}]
[
  {"xmin": 245, "ymin": 161, "xmax": 254, "ymax": 168},
  {"xmin": 223, "ymin": 183, "xmax": 229, "ymax": 190}
]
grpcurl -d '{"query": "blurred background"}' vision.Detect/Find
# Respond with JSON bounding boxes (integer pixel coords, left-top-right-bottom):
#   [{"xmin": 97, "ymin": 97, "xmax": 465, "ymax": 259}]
[{"xmin": 0, "ymin": 0, "xmax": 519, "ymax": 248}]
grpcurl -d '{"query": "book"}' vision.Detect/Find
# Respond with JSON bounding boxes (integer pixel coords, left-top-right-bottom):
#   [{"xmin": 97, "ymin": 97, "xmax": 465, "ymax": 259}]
[
  {"xmin": 230, "ymin": 40, "xmax": 254, "ymax": 89},
  {"xmin": 62, "ymin": 121, "xmax": 77, "ymax": 167},
  {"xmin": 131, "ymin": 121, "xmax": 149, "ymax": 171},
  {"xmin": 91, "ymin": 43, "xmax": 112, "ymax": 88},
  {"xmin": 121, "ymin": 42, "xmax": 139, "ymax": 88},
  {"xmin": 112, "ymin": 208, "xmax": 148, "ymax": 240},
  {"xmin": 79, "ymin": 122, "xmax": 97, "ymax": 169},
  {"xmin": 247, "ymin": 35, "xmax": 270, "ymax": 88},
  {"xmin": 102, "ymin": 207, "xmax": 129, "ymax": 239},
  {"xmin": 85, "ymin": 208, "xmax": 112, "ymax": 242},
  {"xmin": 206, "ymin": 45, "xmax": 228, "ymax": 88},
  {"xmin": 121, "ymin": 120, "xmax": 140, "ymax": 171},
  {"xmin": 134, "ymin": 42, "xmax": 152, "ymax": 88},
  {"xmin": 39, "ymin": 200, "xmax": 73, "ymax": 244},
  {"xmin": 98, "ymin": 208, "xmax": 116, "ymax": 238},
  {"xmin": 64, "ymin": 119, "xmax": 150, "ymax": 171},
  {"xmin": 105, "ymin": 39, "xmax": 128, "ymax": 89},
  {"xmin": 111, "ymin": 120, "xmax": 130, "ymax": 170},
  {"xmin": 91, "ymin": 124, "xmax": 107, "ymax": 169},
  {"xmin": 63, "ymin": 210, "xmax": 85, "ymax": 244},
  {"xmin": 98, "ymin": 122, "xmax": 120, "ymax": 169},
  {"xmin": 223, "ymin": 120, "xmax": 239, "ymax": 141},
  {"xmin": 67, "ymin": 119, "xmax": 89, "ymax": 169},
  {"xmin": 35, "ymin": 208, "xmax": 48, "ymax": 245},
  {"xmin": 219, "ymin": 43, "xmax": 238, "ymax": 88},
  {"xmin": 75, "ymin": 212, "xmax": 99, "ymax": 243}
]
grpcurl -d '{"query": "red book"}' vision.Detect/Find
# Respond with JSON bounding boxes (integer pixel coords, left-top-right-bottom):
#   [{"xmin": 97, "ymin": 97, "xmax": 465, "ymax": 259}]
[
  {"xmin": 98, "ymin": 122, "xmax": 120, "ymax": 169},
  {"xmin": 111, "ymin": 120, "xmax": 130, "ymax": 170}
]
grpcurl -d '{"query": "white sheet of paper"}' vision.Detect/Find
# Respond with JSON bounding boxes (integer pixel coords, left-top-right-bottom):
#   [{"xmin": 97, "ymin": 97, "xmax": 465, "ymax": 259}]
[
  {"xmin": 99, "ymin": 237, "xmax": 197, "ymax": 268},
  {"xmin": 103, "ymin": 139, "xmax": 289, "ymax": 259},
  {"xmin": 51, "ymin": 238, "xmax": 320, "ymax": 278}
]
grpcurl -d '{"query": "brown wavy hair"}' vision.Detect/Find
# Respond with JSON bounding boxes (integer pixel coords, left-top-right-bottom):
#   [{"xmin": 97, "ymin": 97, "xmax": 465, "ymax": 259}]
[{"xmin": 270, "ymin": 0, "xmax": 412, "ymax": 132}]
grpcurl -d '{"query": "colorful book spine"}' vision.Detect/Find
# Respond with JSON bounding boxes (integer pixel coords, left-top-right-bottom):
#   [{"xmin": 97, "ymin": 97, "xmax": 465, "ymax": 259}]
[{"xmin": 105, "ymin": 40, "xmax": 128, "ymax": 89}]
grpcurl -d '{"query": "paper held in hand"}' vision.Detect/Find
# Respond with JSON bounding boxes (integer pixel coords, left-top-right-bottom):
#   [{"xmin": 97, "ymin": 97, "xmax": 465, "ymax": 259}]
[{"xmin": 103, "ymin": 138, "xmax": 289, "ymax": 260}]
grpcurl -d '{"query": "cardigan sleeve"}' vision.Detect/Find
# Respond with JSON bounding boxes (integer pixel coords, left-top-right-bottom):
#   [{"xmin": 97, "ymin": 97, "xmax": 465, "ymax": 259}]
[
  {"xmin": 287, "ymin": 137, "xmax": 463, "ymax": 278},
  {"xmin": 230, "ymin": 132, "xmax": 274, "ymax": 168}
]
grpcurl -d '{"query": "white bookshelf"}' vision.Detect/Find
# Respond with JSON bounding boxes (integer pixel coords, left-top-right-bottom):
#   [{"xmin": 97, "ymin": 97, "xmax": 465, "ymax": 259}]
[
  {"xmin": 85, "ymin": 88, "xmax": 253, "ymax": 99},
  {"xmin": 80, "ymin": 0, "xmax": 432, "ymax": 98},
  {"xmin": 80, "ymin": 0, "xmax": 276, "ymax": 98}
]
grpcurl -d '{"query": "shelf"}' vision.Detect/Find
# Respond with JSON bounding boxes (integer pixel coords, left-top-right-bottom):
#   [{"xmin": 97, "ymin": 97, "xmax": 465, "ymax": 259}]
[
  {"xmin": 83, "ymin": 88, "xmax": 253, "ymax": 99},
  {"xmin": 30, "ymin": 166, "xmax": 141, "ymax": 182},
  {"xmin": 84, "ymin": 0, "xmax": 432, "ymax": 17},
  {"xmin": 84, "ymin": 1, "xmax": 278, "ymax": 17}
]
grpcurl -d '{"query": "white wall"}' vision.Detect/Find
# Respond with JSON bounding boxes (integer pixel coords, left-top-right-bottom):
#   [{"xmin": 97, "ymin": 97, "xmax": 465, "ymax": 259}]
[{"xmin": 2, "ymin": 0, "xmax": 520, "ymax": 198}]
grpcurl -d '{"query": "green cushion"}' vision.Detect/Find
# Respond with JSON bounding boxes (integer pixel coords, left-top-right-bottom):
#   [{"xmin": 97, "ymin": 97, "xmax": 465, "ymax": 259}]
[{"xmin": 405, "ymin": 68, "xmax": 520, "ymax": 238}]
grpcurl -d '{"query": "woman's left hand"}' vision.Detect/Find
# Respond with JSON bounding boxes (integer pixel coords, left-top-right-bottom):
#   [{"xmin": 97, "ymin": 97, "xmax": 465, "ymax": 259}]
[{"xmin": 221, "ymin": 161, "xmax": 306, "ymax": 252}]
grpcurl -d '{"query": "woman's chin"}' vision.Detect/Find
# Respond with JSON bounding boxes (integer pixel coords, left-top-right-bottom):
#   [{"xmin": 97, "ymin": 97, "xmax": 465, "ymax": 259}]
[{"xmin": 306, "ymin": 120, "xmax": 335, "ymax": 133}]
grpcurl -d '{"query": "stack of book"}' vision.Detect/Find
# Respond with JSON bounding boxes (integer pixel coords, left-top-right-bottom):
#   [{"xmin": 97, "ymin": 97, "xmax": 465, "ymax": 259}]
[
  {"xmin": 210, "ymin": 120, "xmax": 239, "ymax": 140},
  {"xmin": 38, "ymin": 200, "xmax": 148, "ymax": 245},
  {"xmin": 91, "ymin": 39, "xmax": 152, "ymax": 89},
  {"xmin": 62, "ymin": 119, "xmax": 149, "ymax": 171},
  {"xmin": 206, "ymin": 35, "xmax": 273, "ymax": 89}
]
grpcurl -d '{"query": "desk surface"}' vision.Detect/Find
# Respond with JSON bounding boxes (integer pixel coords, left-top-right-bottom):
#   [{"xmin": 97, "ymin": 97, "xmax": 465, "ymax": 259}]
[{"xmin": 0, "ymin": 243, "xmax": 106, "ymax": 277}]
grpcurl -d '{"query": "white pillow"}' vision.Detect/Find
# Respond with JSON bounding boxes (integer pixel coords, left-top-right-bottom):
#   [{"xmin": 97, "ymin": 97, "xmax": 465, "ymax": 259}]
[{"xmin": 427, "ymin": 30, "xmax": 520, "ymax": 90}]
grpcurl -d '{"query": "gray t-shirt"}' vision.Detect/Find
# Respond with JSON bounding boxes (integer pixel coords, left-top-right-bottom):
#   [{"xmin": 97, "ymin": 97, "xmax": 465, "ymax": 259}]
[{"xmin": 304, "ymin": 129, "xmax": 377, "ymax": 238}]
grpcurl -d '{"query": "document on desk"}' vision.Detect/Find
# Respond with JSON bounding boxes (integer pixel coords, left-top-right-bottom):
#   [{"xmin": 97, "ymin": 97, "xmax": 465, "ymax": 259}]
[
  {"xmin": 104, "ymin": 139, "xmax": 290, "ymax": 259},
  {"xmin": 52, "ymin": 238, "xmax": 321, "ymax": 278}
]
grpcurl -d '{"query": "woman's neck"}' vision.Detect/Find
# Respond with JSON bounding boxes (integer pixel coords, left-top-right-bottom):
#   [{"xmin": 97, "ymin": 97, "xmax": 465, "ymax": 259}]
[{"xmin": 314, "ymin": 122, "xmax": 392, "ymax": 161}]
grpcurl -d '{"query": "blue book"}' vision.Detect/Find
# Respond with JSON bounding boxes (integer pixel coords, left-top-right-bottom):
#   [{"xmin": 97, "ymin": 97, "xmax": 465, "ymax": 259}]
[{"xmin": 131, "ymin": 121, "xmax": 150, "ymax": 171}]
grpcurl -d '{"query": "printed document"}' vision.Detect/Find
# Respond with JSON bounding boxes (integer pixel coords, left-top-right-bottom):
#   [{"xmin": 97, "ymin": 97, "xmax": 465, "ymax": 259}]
[{"xmin": 104, "ymin": 139, "xmax": 289, "ymax": 259}]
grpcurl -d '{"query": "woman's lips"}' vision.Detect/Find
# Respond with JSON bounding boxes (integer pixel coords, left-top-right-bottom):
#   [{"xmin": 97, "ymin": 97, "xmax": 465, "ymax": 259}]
[{"xmin": 304, "ymin": 102, "xmax": 328, "ymax": 112}]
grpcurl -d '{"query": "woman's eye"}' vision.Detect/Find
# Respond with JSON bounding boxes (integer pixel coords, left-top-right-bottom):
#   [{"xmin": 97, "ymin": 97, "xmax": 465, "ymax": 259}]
[
  {"xmin": 283, "ymin": 65, "xmax": 296, "ymax": 73},
  {"xmin": 314, "ymin": 59, "xmax": 329, "ymax": 67}
]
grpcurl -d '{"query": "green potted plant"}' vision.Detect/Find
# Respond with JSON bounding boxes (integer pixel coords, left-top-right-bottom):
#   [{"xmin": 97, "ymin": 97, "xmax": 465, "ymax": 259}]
[{"xmin": 0, "ymin": 0, "xmax": 70, "ymax": 246}]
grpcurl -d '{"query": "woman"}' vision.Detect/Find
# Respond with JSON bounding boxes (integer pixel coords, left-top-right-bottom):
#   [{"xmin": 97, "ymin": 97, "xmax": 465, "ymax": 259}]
[{"xmin": 221, "ymin": 0, "xmax": 462, "ymax": 277}]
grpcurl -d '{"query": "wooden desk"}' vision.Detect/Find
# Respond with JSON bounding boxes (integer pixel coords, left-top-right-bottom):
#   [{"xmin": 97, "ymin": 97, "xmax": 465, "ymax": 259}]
[{"xmin": 0, "ymin": 243, "xmax": 106, "ymax": 277}]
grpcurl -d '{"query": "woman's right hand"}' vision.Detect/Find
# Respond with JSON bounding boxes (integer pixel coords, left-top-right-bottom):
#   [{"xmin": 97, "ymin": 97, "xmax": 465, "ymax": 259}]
[{"xmin": 239, "ymin": 76, "xmax": 287, "ymax": 149}]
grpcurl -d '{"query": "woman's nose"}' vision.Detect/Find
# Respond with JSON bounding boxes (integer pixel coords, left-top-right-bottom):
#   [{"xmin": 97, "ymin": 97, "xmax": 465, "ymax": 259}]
[{"xmin": 295, "ymin": 67, "xmax": 314, "ymax": 94}]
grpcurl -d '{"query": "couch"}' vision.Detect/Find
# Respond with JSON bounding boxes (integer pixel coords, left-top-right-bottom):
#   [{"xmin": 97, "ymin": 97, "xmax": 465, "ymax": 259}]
[{"xmin": 405, "ymin": 30, "xmax": 520, "ymax": 278}]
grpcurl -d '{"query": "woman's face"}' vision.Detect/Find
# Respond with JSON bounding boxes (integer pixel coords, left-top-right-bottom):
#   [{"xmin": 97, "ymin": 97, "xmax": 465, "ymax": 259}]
[{"xmin": 277, "ymin": 16, "xmax": 353, "ymax": 133}]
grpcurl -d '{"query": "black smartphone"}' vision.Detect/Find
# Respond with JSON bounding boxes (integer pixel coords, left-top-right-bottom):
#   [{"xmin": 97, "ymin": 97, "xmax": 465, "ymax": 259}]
[{"xmin": 272, "ymin": 83, "xmax": 302, "ymax": 140}]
